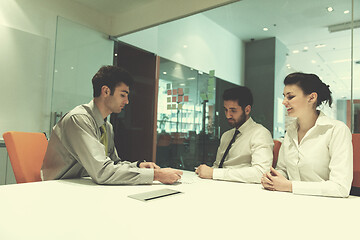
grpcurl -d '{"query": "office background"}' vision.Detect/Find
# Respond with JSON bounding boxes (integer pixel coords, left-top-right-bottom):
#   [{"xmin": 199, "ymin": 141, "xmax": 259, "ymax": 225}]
[{"xmin": 0, "ymin": 0, "xmax": 359, "ymax": 182}]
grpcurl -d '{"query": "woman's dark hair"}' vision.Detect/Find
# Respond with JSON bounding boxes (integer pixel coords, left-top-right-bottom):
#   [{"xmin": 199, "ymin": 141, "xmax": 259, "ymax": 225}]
[
  {"xmin": 223, "ymin": 86, "xmax": 253, "ymax": 110},
  {"xmin": 92, "ymin": 65, "xmax": 134, "ymax": 97},
  {"xmin": 284, "ymin": 72, "xmax": 332, "ymax": 107}
]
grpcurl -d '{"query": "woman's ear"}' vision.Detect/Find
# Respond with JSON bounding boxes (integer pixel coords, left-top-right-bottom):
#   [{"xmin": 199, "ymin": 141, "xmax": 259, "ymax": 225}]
[{"xmin": 308, "ymin": 92, "xmax": 318, "ymax": 104}]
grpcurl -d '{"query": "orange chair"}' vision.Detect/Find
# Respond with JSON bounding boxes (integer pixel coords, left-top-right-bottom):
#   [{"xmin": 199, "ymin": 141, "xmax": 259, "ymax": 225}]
[
  {"xmin": 273, "ymin": 140, "xmax": 282, "ymax": 168},
  {"xmin": 2, "ymin": 131, "xmax": 48, "ymax": 183},
  {"xmin": 352, "ymin": 134, "xmax": 360, "ymax": 188}
]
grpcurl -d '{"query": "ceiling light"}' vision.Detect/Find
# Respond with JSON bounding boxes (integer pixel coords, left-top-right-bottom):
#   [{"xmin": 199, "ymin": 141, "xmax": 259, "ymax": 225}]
[
  {"xmin": 263, "ymin": 27, "xmax": 268, "ymax": 31},
  {"xmin": 163, "ymin": 72, "xmax": 167, "ymax": 75},
  {"xmin": 327, "ymin": 7, "xmax": 334, "ymax": 12},
  {"xmin": 180, "ymin": 83, "xmax": 185, "ymax": 86},
  {"xmin": 183, "ymin": 45, "xmax": 188, "ymax": 48},
  {"xmin": 344, "ymin": 10, "xmax": 350, "ymax": 14},
  {"xmin": 311, "ymin": 60, "xmax": 316, "ymax": 64},
  {"xmin": 303, "ymin": 46, "xmax": 308, "ymax": 50},
  {"xmin": 188, "ymin": 77, "xmax": 196, "ymax": 80},
  {"xmin": 315, "ymin": 44, "xmax": 326, "ymax": 48},
  {"xmin": 292, "ymin": 50, "xmax": 299, "ymax": 54}
]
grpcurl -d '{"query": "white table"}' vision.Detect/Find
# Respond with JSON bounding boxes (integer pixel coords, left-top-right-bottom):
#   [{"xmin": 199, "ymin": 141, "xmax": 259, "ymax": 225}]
[{"xmin": 0, "ymin": 171, "xmax": 359, "ymax": 240}]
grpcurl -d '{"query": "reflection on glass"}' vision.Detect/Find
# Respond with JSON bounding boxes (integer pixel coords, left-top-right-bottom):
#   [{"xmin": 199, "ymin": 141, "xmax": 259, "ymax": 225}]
[
  {"xmin": 353, "ymin": 0, "xmax": 360, "ymax": 133},
  {"xmin": 156, "ymin": 58, "xmax": 217, "ymax": 170},
  {"xmin": 116, "ymin": 0, "xmax": 359, "ymax": 175}
]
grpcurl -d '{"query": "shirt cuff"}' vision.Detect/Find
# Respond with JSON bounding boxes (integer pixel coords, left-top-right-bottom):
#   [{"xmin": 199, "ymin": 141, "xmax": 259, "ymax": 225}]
[
  {"xmin": 213, "ymin": 168, "xmax": 225, "ymax": 180},
  {"xmin": 129, "ymin": 168, "xmax": 154, "ymax": 184},
  {"xmin": 129, "ymin": 161, "xmax": 138, "ymax": 168}
]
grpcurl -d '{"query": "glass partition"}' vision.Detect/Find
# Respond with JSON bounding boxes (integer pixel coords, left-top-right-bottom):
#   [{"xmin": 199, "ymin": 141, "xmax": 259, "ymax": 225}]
[
  {"xmin": 353, "ymin": 0, "xmax": 360, "ymax": 133},
  {"xmin": 119, "ymin": 0, "xmax": 359, "ymax": 136},
  {"xmin": 51, "ymin": 17, "xmax": 113, "ymax": 130},
  {"xmin": 116, "ymin": 0, "xmax": 359, "ymax": 170},
  {"xmin": 156, "ymin": 58, "xmax": 218, "ymax": 169}
]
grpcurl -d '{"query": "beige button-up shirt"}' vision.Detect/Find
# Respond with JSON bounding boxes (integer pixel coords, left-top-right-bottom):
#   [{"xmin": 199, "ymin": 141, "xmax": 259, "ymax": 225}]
[
  {"xmin": 41, "ymin": 100, "xmax": 154, "ymax": 185},
  {"xmin": 212, "ymin": 117, "xmax": 274, "ymax": 183},
  {"xmin": 276, "ymin": 111, "xmax": 353, "ymax": 197}
]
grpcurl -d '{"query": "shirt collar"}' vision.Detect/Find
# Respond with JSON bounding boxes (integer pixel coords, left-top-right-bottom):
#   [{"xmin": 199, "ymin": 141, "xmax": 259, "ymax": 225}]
[
  {"xmin": 87, "ymin": 100, "xmax": 106, "ymax": 128},
  {"xmin": 287, "ymin": 111, "xmax": 330, "ymax": 132},
  {"xmin": 237, "ymin": 117, "xmax": 254, "ymax": 133},
  {"xmin": 314, "ymin": 111, "xmax": 332, "ymax": 126}
]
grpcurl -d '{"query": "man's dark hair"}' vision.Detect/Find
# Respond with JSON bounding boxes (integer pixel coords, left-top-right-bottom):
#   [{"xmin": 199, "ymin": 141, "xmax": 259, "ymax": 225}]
[
  {"xmin": 222, "ymin": 86, "xmax": 253, "ymax": 110},
  {"xmin": 92, "ymin": 65, "xmax": 134, "ymax": 97}
]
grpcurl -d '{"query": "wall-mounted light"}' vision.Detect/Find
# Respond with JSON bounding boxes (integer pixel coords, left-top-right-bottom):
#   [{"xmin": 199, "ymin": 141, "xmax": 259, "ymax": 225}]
[{"xmin": 327, "ymin": 7, "xmax": 334, "ymax": 12}]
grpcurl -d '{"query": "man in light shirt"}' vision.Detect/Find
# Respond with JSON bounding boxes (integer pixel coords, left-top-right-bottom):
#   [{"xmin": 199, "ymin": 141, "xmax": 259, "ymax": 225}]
[
  {"xmin": 42, "ymin": 65, "xmax": 182, "ymax": 185},
  {"xmin": 195, "ymin": 86, "xmax": 273, "ymax": 183}
]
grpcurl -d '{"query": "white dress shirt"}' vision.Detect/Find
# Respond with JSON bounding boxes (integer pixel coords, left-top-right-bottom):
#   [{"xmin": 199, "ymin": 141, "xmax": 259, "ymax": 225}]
[
  {"xmin": 213, "ymin": 117, "xmax": 274, "ymax": 183},
  {"xmin": 276, "ymin": 111, "xmax": 353, "ymax": 197}
]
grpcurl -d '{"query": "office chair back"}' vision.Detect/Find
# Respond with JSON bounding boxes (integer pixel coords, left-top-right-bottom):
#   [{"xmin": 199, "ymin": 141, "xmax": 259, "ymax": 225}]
[
  {"xmin": 2, "ymin": 131, "xmax": 48, "ymax": 183},
  {"xmin": 352, "ymin": 133, "xmax": 360, "ymax": 188},
  {"xmin": 273, "ymin": 140, "xmax": 282, "ymax": 168}
]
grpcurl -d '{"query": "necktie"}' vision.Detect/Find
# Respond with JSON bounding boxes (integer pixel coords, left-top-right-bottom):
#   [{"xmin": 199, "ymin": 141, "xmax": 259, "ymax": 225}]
[
  {"xmin": 218, "ymin": 129, "xmax": 240, "ymax": 168},
  {"xmin": 100, "ymin": 124, "xmax": 108, "ymax": 156}
]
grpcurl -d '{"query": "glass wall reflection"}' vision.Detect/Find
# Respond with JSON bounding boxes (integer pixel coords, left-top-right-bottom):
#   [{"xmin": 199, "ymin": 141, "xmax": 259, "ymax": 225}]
[
  {"xmin": 156, "ymin": 58, "xmax": 218, "ymax": 169},
  {"xmin": 117, "ymin": 0, "xmax": 359, "ymax": 169},
  {"xmin": 353, "ymin": 0, "xmax": 360, "ymax": 133},
  {"xmin": 118, "ymin": 0, "xmax": 359, "ymax": 136}
]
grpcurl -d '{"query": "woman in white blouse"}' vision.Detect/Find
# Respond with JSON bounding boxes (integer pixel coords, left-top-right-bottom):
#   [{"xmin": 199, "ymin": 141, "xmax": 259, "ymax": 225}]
[{"xmin": 261, "ymin": 72, "xmax": 353, "ymax": 197}]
